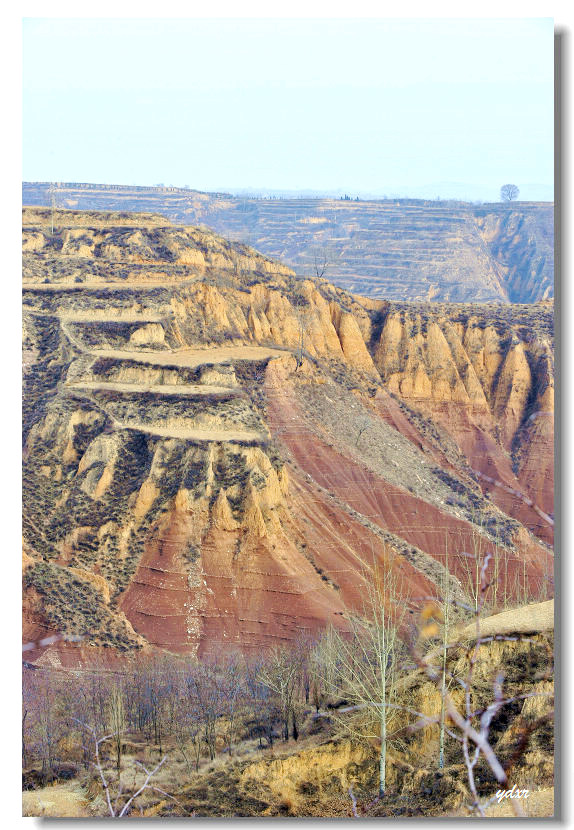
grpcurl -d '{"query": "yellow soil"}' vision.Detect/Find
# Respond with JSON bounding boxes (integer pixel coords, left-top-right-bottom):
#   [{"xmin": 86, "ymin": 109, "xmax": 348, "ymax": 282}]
[
  {"xmin": 22, "ymin": 783, "xmax": 89, "ymax": 818},
  {"xmin": 59, "ymin": 311, "xmax": 165, "ymax": 322},
  {"xmin": 91, "ymin": 345, "xmax": 288, "ymax": 368},
  {"xmin": 119, "ymin": 422, "xmax": 267, "ymax": 443},
  {"xmin": 23, "ymin": 280, "xmax": 194, "ymax": 290},
  {"xmin": 456, "ymin": 599, "xmax": 554, "ymax": 641},
  {"xmin": 240, "ymin": 739, "xmax": 373, "ymax": 812},
  {"xmin": 22, "ymin": 207, "xmax": 166, "ymax": 228},
  {"xmin": 482, "ymin": 788, "xmax": 554, "ymax": 818}
]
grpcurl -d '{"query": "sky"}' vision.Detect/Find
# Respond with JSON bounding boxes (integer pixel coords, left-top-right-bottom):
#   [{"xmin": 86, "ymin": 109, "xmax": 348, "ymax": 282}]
[{"xmin": 22, "ymin": 17, "xmax": 554, "ymax": 200}]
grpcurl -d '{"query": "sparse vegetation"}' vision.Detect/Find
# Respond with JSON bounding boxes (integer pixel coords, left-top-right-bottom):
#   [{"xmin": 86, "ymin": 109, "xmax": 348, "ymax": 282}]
[
  {"xmin": 24, "ymin": 561, "xmax": 140, "ymax": 650},
  {"xmin": 22, "ymin": 582, "xmax": 554, "ymax": 816},
  {"xmin": 22, "ymin": 206, "xmax": 554, "ymax": 816},
  {"xmin": 23, "ymin": 189, "xmax": 553, "ymax": 303}
]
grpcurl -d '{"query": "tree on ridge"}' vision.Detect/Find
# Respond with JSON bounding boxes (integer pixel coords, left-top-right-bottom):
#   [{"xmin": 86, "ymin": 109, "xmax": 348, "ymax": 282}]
[{"xmin": 500, "ymin": 184, "xmax": 519, "ymax": 202}]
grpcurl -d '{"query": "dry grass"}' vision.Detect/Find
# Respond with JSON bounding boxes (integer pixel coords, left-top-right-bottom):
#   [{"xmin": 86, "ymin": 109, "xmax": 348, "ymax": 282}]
[
  {"xmin": 456, "ymin": 599, "xmax": 554, "ymax": 640},
  {"xmin": 22, "ymin": 783, "xmax": 89, "ymax": 818},
  {"xmin": 481, "ymin": 787, "xmax": 554, "ymax": 818}
]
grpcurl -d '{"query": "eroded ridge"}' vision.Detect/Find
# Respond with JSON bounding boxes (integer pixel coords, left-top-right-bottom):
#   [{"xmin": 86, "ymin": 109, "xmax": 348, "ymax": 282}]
[{"xmin": 22, "ymin": 208, "xmax": 554, "ymax": 661}]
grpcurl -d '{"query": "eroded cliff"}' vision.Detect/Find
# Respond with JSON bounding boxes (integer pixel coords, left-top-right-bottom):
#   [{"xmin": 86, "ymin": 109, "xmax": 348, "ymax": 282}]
[{"xmin": 22, "ymin": 208, "xmax": 553, "ymax": 663}]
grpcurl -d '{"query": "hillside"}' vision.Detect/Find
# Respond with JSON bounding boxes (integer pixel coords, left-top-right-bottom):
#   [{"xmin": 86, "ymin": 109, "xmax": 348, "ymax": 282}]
[
  {"xmin": 22, "ymin": 208, "xmax": 553, "ymax": 664},
  {"xmin": 22, "ymin": 183, "xmax": 554, "ymax": 303},
  {"xmin": 22, "ymin": 599, "xmax": 554, "ymax": 817}
]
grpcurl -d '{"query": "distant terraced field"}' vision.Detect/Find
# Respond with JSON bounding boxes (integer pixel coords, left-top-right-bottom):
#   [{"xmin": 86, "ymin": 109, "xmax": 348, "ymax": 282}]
[{"xmin": 23, "ymin": 182, "xmax": 553, "ymax": 303}]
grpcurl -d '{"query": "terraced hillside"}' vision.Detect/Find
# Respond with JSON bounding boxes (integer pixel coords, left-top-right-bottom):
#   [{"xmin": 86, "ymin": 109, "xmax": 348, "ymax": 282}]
[
  {"xmin": 23, "ymin": 182, "xmax": 553, "ymax": 303},
  {"xmin": 22, "ymin": 208, "xmax": 553, "ymax": 665}
]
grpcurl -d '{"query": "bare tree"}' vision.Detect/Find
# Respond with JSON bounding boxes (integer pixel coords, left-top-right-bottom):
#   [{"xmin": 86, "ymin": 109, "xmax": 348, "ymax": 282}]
[
  {"xmin": 75, "ymin": 720, "xmax": 173, "ymax": 817},
  {"xmin": 173, "ymin": 682, "xmax": 203, "ymax": 773},
  {"xmin": 316, "ymin": 559, "xmax": 407, "ymax": 797},
  {"xmin": 22, "ymin": 709, "xmax": 28, "ymax": 769},
  {"xmin": 259, "ymin": 647, "xmax": 302, "ymax": 741},
  {"xmin": 438, "ymin": 537, "xmax": 452, "ymax": 769},
  {"xmin": 410, "ymin": 550, "xmax": 553, "ymax": 816},
  {"xmin": 244, "ymin": 657, "xmax": 278, "ymax": 747},
  {"xmin": 500, "ymin": 184, "xmax": 519, "ymax": 202},
  {"xmin": 187, "ymin": 661, "xmax": 222, "ymax": 761},
  {"xmin": 291, "ymin": 294, "xmax": 308, "ymax": 371},
  {"xmin": 312, "ymin": 246, "xmax": 330, "ymax": 279},
  {"xmin": 310, "ymin": 624, "xmax": 342, "ymax": 713},
  {"xmin": 33, "ymin": 674, "xmax": 58, "ymax": 782},
  {"xmin": 109, "ymin": 684, "xmax": 125, "ymax": 780},
  {"xmin": 48, "ymin": 183, "xmax": 58, "ymax": 234},
  {"xmin": 355, "ymin": 416, "xmax": 371, "ymax": 447},
  {"xmin": 219, "ymin": 654, "xmax": 243, "ymax": 755}
]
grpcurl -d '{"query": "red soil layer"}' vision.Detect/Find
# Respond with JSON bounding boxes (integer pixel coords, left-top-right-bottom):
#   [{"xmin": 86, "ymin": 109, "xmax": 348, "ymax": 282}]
[
  {"xmin": 119, "ymin": 491, "xmax": 355, "ymax": 658},
  {"xmin": 426, "ymin": 403, "xmax": 553, "ymax": 547},
  {"xmin": 197, "ymin": 523, "xmax": 351, "ymax": 658},
  {"xmin": 23, "ymin": 642, "xmax": 153, "ymax": 671},
  {"xmin": 22, "ymin": 366, "xmax": 553, "ymax": 665},
  {"xmin": 373, "ymin": 385, "xmax": 553, "ymax": 547},
  {"xmin": 285, "ymin": 468, "xmax": 436, "ymax": 608},
  {"xmin": 517, "ymin": 415, "xmax": 554, "ymax": 518},
  {"xmin": 265, "ymin": 362, "xmax": 553, "ymax": 601},
  {"xmin": 117, "ymin": 431, "xmax": 443, "ymax": 655},
  {"xmin": 118, "ymin": 507, "xmax": 205, "ymax": 653}
]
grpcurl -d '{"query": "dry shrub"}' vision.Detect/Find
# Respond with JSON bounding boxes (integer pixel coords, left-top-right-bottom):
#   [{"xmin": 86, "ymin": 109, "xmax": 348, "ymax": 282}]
[{"xmin": 275, "ymin": 796, "xmax": 295, "ymax": 815}]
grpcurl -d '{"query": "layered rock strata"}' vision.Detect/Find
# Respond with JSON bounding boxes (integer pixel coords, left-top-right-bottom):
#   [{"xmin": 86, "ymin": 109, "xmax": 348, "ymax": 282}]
[{"xmin": 22, "ymin": 209, "xmax": 553, "ymax": 662}]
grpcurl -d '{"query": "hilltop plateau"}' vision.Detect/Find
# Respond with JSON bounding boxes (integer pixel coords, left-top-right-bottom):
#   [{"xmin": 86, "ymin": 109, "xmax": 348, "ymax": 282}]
[
  {"xmin": 22, "ymin": 207, "xmax": 553, "ymax": 664},
  {"xmin": 22, "ymin": 183, "xmax": 553, "ymax": 303}
]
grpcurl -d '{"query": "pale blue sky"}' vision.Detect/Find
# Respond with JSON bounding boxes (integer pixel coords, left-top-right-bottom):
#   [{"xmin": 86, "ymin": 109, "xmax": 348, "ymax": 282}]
[{"xmin": 22, "ymin": 18, "xmax": 554, "ymax": 200}]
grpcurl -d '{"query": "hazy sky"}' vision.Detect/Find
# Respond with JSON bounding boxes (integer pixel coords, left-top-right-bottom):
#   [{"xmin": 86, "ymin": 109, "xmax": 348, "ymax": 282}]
[{"xmin": 23, "ymin": 17, "xmax": 554, "ymax": 199}]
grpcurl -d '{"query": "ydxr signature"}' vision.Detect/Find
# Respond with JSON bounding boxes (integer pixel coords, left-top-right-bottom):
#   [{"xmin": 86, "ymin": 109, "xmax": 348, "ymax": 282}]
[{"xmin": 495, "ymin": 785, "xmax": 530, "ymax": 804}]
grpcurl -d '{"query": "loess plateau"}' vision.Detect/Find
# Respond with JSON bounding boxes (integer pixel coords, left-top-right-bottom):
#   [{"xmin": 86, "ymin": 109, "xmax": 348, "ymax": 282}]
[
  {"xmin": 22, "ymin": 182, "xmax": 553, "ymax": 303},
  {"xmin": 22, "ymin": 207, "xmax": 554, "ymax": 665}
]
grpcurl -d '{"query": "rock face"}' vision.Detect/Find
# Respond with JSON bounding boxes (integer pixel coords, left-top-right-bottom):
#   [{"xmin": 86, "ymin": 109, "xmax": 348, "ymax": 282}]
[
  {"xmin": 22, "ymin": 184, "xmax": 553, "ymax": 303},
  {"xmin": 371, "ymin": 302, "xmax": 554, "ymax": 544},
  {"xmin": 22, "ymin": 208, "xmax": 553, "ymax": 663}
]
